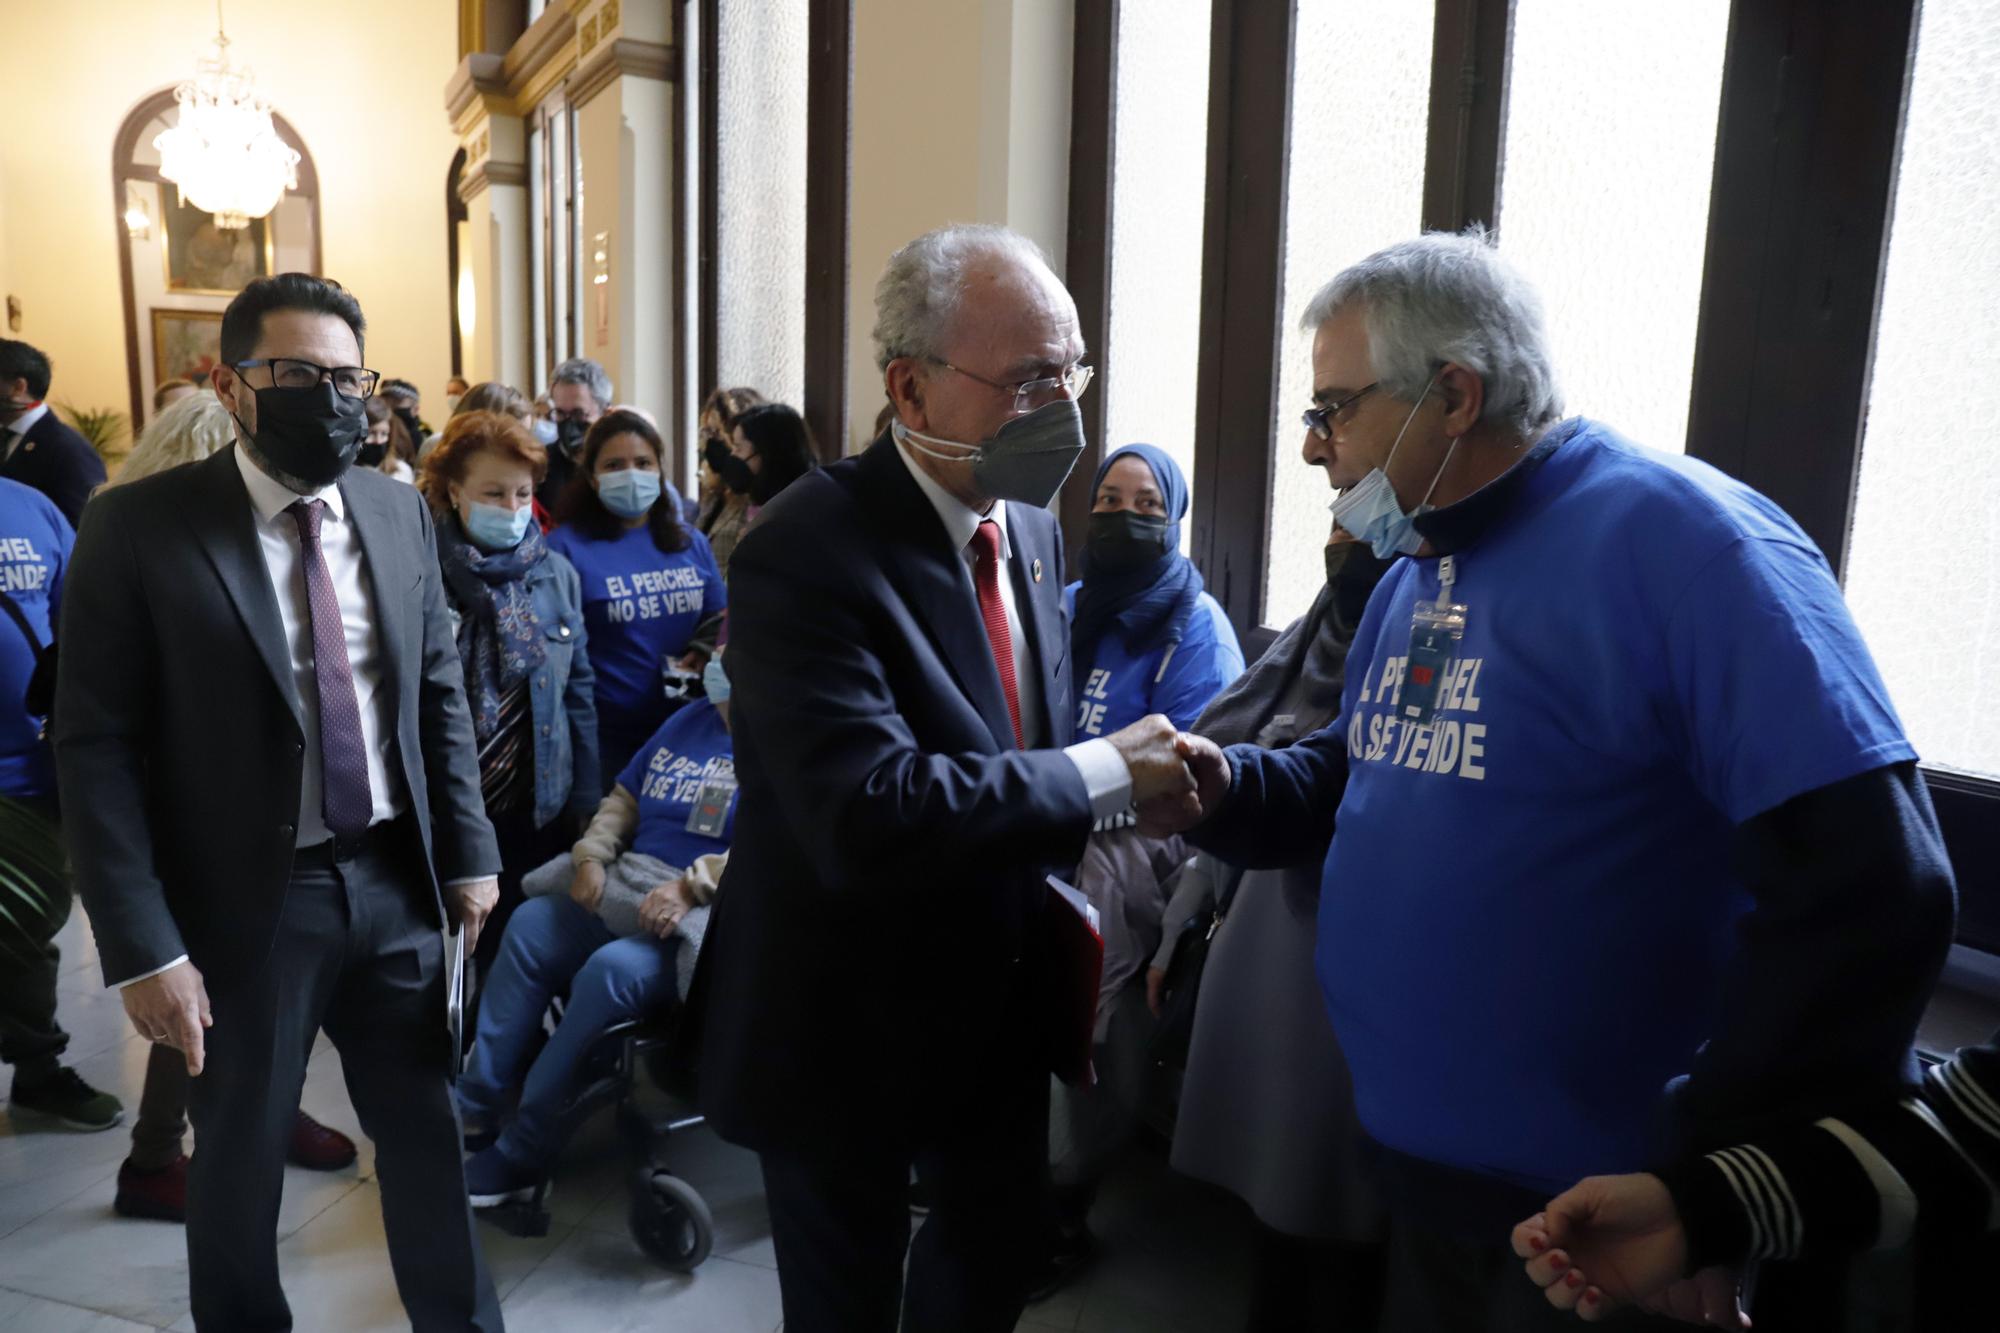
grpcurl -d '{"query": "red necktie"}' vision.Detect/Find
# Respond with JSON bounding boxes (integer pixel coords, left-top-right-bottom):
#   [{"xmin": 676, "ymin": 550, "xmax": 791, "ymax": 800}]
[{"xmin": 969, "ymin": 520, "xmax": 1025, "ymax": 749}]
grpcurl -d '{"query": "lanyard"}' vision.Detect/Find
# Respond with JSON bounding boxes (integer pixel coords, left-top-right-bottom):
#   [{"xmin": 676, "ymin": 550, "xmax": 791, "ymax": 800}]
[{"xmin": 1400, "ymin": 556, "xmax": 1466, "ymax": 728}]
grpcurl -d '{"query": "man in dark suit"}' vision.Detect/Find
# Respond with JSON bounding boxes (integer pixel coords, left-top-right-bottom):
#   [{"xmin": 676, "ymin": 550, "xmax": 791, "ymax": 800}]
[
  {"xmin": 694, "ymin": 224, "xmax": 1200, "ymax": 1333},
  {"xmin": 55, "ymin": 274, "xmax": 505, "ymax": 1331},
  {"xmin": 0, "ymin": 339, "xmax": 109, "ymax": 528}
]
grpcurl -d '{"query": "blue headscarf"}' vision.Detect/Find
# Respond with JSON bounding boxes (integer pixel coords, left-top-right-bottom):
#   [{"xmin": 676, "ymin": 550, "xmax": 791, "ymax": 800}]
[{"xmin": 1069, "ymin": 443, "xmax": 1206, "ymax": 680}]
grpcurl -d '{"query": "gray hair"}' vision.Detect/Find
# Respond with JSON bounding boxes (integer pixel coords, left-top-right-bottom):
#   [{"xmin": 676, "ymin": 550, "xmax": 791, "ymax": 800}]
[
  {"xmin": 103, "ymin": 391, "xmax": 235, "ymax": 491},
  {"xmin": 550, "ymin": 357, "xmax": 613, "ymax": 409},
  {"xmin": 1300, "ymin": 228, "xmax": 1562, "ymax": 435},
  {"xmin": 872, "ymin": 224, "xmax": 1055, "ymax": 371}
]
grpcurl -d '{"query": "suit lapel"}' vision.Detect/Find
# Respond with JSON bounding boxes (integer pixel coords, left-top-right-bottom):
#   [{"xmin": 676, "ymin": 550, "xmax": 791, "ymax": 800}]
[
  {"xmin": 186, "ymin": 447, "xmax": 304, "ymax": 737},
  {"xmin": 340, "ymin": 475, "xmax": 406, "ymax": 731},
  {"xmin": 854, "ymin": 438, "xmax": 1018, "ymax": 753},
  {"xmin": 1006, "ymin": 510, "xmax": 1068, "ymax": 747}
]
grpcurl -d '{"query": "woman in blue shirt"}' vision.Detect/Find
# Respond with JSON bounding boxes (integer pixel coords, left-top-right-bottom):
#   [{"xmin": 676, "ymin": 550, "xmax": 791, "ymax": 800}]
[
  {"xmin": 422, "ymin": 410, "xmax": 601, "ymax": 971},
  {"xmin": 1065, "ymin": 444, "xmax": 1243, "ymax": 738},
  {"xmin": 548, "ymin": 409, "xmax": 726, "ymax": 787},
  {"xmin": 1047, "ymin": 443, "xmax": 1244, "ymax": 1284},
  {"xmin": 458, "ymin": 655, "xmax": 738, "ymax": 1206}
]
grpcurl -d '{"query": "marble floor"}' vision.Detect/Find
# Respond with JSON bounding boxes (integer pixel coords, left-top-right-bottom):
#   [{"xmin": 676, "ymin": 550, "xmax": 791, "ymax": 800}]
[{"xmin": 0, "ymin": 911, "xmax": 1252, "ymax": 1332}]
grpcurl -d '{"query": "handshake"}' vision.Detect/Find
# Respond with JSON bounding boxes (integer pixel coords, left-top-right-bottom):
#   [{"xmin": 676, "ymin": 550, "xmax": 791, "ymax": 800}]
[{"xmin": 1101, "ymin": 714, "xmax": 1229, "ymax": 837}]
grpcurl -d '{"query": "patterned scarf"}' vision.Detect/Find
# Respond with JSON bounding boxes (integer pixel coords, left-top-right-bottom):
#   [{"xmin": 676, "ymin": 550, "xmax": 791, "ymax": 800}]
[{"xmin": 437, "ymin": 512, "xmax": 550, "ymax": 742}]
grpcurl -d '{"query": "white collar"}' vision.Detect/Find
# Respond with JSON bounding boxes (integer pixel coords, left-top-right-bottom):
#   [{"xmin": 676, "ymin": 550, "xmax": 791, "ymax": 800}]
[
  {"xmin": 3, "ymin": 403, "xmax": 50, "ymax": 439},
  {"xmin": 892, "ymin": 434, "xmax": 1011, "ymax": 560},
  {"xmin": 233, "ymin": 442, "xmax": 347, "ymax": 524}
]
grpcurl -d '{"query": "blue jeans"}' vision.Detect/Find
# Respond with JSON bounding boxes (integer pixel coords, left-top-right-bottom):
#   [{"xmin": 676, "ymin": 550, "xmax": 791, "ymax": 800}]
[{"xmin": 457, "ymin": 894, "xmax": 678, "ymax": 1169}]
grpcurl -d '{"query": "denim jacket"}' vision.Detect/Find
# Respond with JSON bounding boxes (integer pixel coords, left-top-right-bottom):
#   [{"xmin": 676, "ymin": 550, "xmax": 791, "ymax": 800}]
[{"xmin": 445, "ymin": 549, "xmax": 602, "ymax": 830}]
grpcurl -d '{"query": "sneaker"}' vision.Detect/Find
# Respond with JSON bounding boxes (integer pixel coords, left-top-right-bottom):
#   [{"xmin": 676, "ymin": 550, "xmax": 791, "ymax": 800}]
[
  {"xmin": 8, "ymin": 1066, "xmax": 124, "ymax": 1131},
  {"xmin": 463, "ymin": 1143, "xmax": 547, "ymax": 1209},
  {"xmin": 114, "ymin": 1155, "xmax": 188, "ymax": 1222},
  {"xmin": 1026, "ymin": 1222, "xmax": 1098, "ymax": 1304},
  {"xmin": 288, "ymin": 1109, "xmax": 358, "ymax": 1171}
]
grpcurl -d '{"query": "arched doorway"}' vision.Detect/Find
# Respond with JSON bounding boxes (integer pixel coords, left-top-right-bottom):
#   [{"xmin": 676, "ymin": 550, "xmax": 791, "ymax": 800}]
[{"xmin": 111, "ymin": 87, "xmax": 322, "ymax": 429}]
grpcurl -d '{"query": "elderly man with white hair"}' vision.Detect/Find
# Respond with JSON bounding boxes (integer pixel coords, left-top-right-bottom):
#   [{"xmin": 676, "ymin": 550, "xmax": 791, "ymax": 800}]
[
  {"xmin": 692, "ymin": 223, "xmax": 1199, "ymax": 1333},
  {"xmin": 1149, "ymin": 229, "xmax": 1955, "ymax": 1330}
]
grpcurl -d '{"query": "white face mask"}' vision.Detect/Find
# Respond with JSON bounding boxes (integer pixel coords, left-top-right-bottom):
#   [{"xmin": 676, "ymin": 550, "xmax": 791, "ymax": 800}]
[{"xmin": 1327, "ymin": 377, "xmax": 1458, "ymax": 560}]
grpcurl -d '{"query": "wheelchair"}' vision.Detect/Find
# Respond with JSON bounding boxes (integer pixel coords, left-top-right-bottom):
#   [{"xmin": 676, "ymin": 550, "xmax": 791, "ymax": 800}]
[{"xmin": 475, "ymin": 1007, "xmax": 717, "ymax": 1272}]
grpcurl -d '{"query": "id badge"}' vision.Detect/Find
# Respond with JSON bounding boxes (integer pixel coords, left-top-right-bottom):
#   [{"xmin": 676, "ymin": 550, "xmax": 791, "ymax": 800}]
[
  {"xmin": 685, "ymin": 763, "xmax": 737, "ymax": 838},
  {"xmin": 1401, "ymin": 601, "xmax": 1467, "ymax": 727}
]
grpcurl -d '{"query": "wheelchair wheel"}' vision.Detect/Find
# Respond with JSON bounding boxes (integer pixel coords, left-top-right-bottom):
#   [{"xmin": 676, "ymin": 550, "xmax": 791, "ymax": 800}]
[{"xmin": 630, "ymin": 1168, "xmax": 714, "ymax": 1271}]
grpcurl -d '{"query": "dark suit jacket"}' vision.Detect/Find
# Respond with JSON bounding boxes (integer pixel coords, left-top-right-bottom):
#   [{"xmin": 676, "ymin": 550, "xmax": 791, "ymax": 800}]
[
  {"xmin": 53, "ymin": 445, "xmax": 500, "ymax": 992},
  {"xmin": 4, "ymin": 410, "xmax": 107, "ymax": 530},
  {"xmin": 693, "ymin": 434, "xmax": 1094, "ymax": 1150}
]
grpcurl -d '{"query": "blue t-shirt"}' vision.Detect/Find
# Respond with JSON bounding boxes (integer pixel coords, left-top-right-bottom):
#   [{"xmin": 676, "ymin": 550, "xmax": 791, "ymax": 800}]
[
  {"xmin": 1062, "ymin": 586, "xmax": 1243, "ymax": 737},
  {"xmin": 547, "ymin": 523, "xmax": 726, "ymax": 730},
  {"xmin": 615, "ymin": 698, "xmax": 736, "ymax": 870},
  {"xmin": 1315, "ymin": 420, "xmax": 1915, "ymax": 1193},
  {"xmin": 0, "ymin": 481, "xmax": 72, "ymax": 799}
]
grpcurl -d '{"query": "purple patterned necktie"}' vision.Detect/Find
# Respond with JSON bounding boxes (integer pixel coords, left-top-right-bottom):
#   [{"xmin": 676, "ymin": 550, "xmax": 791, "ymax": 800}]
[{"xmin": 286, "ymin": 499, "xmax": 373, "ymax": 837}]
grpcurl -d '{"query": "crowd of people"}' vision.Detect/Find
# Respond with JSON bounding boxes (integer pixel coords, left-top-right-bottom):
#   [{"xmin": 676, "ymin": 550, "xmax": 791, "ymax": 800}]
[{"xmin": 0, "ymin": 218, "xmax": 1991, "ymax": 1333}]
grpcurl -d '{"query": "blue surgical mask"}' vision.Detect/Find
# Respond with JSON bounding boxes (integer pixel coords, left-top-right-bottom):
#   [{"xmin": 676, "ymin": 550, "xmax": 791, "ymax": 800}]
[
  {"xmin": 461, "ymin": 501, "xmax": 532, "ymax": 551},
  {"xmin": 532, "ymin": 418, "xmax": 558, "ymax": 446},
  {"xmin": 702, "ymin": 655, "xmax": 731, "ymax": 703},
  {"xmin": 1327, "ymin": 378, "xmax": 1458, "ymax": 560},
  {"xmin": 597, "ymin": 468, "xmax": 662, "ymax": 518}
]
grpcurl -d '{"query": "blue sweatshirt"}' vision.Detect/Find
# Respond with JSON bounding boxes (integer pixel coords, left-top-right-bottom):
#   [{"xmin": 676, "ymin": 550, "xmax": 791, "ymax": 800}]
[
  {"xmin": 0, "ymin": 480, "xmax": 71, "ymax": 798},
  {"xmin": 1063, "ymin": 584, "xmax": 1243, "ymax": 738}
]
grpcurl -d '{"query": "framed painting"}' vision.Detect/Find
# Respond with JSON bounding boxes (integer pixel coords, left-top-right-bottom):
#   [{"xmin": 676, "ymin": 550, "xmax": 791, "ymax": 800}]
[
  {"xmin": 151, "ymin": 309, "xmax": 225, "ymax": 387},
  {"xmin": 162, "ymin": 194, "xmax": 273, "ymax": 295}
]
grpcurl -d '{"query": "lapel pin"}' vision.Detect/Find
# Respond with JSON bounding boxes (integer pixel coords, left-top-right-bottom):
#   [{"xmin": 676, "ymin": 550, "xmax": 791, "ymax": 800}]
[{"xmin": 1032, "ymin": 559, "xmax": 1043, "ymax": 584}]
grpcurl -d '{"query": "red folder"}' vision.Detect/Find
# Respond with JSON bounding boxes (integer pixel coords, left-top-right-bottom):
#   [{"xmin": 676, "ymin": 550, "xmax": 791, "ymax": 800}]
[{"xmin": 1043, "ymin": 876, "xmax": 1104, "ymax": 1088}]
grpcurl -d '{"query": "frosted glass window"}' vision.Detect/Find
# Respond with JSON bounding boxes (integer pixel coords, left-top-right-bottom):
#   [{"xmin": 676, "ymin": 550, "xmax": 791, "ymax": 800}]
[
  {"xmin": 1264, "ymin": 0, "xmax": 1433, "ymax": 628},
  {"xmin": 1499, "ymin": 0, "xmax": 1728, "ymax": 455},
  {"xmin": 714, "ymin": 0, "xmax": 809, "ymax": 407},
  {"xmin": 1845, "ymin": 0, "xmax": 2000, "ymax": 781},
  {"xmin": 1102, "ymin": 0, "xmax": 1212, "ymax": 552}
]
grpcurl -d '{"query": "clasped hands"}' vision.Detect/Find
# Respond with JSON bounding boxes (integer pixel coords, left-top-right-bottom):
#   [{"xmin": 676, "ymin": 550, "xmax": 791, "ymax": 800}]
[
  {"xmin": 1102, "ymin": 714, "xmax": 1228, "ymax": 838},
  {"xmin": 1510, "ymin": 1174, "xmax": 1746, "ymax": 1327},
  {"xmin": 570, "ymin": 858, "xmax": 696, "ymax": 939}
]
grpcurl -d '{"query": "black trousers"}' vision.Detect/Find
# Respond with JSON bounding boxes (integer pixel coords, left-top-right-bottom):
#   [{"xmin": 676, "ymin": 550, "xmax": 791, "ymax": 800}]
[
  {"xmin": 758, "ymin": 1057, "xmax": 1051, "ymax": 1333},
  {"xmin": 184, "ymin": 824, "xmax": 502, "ymax": 1332},
  {"xmin": 0, "ymin": 794, "xmax": 71, "ymax": 1082}
]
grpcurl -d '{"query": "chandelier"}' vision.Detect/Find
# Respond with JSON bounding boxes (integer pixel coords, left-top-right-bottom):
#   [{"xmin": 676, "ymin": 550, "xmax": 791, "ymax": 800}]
[{"xmin": 152, "ymin": 3, "xmax": 299, "ymax": 230}]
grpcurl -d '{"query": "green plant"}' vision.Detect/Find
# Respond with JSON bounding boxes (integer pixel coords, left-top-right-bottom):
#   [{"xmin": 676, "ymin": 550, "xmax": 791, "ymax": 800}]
[
  {"xmin": 57, "ymin": 401, "xmax": 130, "ymax": 458},
  {"xmin": 0, "ymin": 795, "xmax": 70, "ymax": 969}
]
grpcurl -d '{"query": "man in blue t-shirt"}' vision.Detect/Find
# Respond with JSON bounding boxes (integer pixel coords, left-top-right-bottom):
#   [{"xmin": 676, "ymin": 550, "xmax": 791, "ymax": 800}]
[
  {"xmin": 0, "ymin": 477, "xmax": 123, "ymax": 1131},
  {"xmin": 1148, "ymin": 233, "xmax": 1956, "ymax": 1332}
]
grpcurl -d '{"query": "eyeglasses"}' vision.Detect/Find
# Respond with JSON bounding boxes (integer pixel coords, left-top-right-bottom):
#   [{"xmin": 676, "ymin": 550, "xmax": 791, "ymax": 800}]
[
  {"xmin": 1301, "ymin": 382, "xmax": 1380, "ymax": 440},
  {"xmin": 929, "ymin": 358, "xmax": 1094, "ymax": 415},
  {"xmin": 232, "ymin": 358, "xmax": 380, "ymax": 400},
  {"xmin": 550, "ymin": 406, "xmax": 594, "ymax": 424}
]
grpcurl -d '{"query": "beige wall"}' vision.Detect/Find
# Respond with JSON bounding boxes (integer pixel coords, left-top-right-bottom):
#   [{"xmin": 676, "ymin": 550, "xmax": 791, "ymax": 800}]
[
  {"xmin": 846, "ymin": 0, "xmax": 1075, "ymax": 453},
  {"xmin": 0, "ymin": 0, "xmax": 461, "ymax": 430}
]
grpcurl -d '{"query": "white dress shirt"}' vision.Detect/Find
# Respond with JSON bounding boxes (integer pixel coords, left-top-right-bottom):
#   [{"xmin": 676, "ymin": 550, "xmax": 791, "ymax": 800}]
[
  {"xmin": 892, "ymin": 438, "xmax": 1132, "ymax": 819},
  {"xmin": 0, "ymin": 402, "xmax": 50, "ymax": 462},
  {"xmin": 118, "ymin": 451, "xmax": 470, "ymax": 990},
  {"xmin": 234, "ymin": 446, "xmax": 406, "ymax": 843}
]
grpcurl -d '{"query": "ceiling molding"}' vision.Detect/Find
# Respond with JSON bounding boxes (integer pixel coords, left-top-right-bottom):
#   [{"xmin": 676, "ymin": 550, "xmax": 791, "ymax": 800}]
[{"xmin": 570, "ymin": 37, "xmax": 676, "ymax": 107}]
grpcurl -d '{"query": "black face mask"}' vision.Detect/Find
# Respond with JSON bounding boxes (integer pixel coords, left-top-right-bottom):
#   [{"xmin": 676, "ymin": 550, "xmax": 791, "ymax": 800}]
[
  {"xmin": 704, "ymin": 437, "xmax": 756, "ymax": 496},
  {"xmin": 556, "ymin": 416, "xmax": 588, "ymax": 457},
  {"xmin": 356, "ymin": 442, "xmax": 388, "ymax": 468},
  {"xmin": 233, "ymin": 381, "xmax": 367, "ymax": 490},
  {"xmin": 1086, "ymin": 510, "xmax": 1174, "ymax": 575}
]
